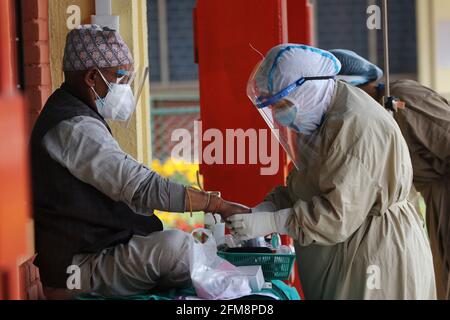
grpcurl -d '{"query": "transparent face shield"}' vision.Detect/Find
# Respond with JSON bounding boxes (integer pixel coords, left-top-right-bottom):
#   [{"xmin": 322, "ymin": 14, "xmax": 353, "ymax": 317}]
[
  {"xmin": 247, "ymin": 61, "xmax": 334, "ymax": 170},
  {"xmin": 96, "ymin": 65, "xmax": 149, "ymax": 127},
  {"xmin": 126, "ymin": 66, "xmax": 150, "ymax": 128}
]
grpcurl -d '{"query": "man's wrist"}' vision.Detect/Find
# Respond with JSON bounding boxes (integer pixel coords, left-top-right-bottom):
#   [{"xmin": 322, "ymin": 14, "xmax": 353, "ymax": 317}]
[{"xmin": 206, "ymin": 194, "xmax": 222, "ymax": 213}]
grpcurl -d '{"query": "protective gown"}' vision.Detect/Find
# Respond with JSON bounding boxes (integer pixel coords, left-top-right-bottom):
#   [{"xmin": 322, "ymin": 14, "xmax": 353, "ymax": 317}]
[
  {"xmin": 391, "ymin": 80, "xmax": 450, "ymax": 299},
  {"xmin": 266, "ymin": 81, "xmax": 437, "ymax": 299}
]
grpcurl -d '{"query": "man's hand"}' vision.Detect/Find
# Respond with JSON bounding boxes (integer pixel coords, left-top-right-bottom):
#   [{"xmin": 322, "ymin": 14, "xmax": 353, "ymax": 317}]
[
  {"xmin": 214, "ymin": 200, "xmax": 251, "ymax": 220},
  {"xmin": 185, "ymin": 188, "xmax": 250, "ymax": 218}
]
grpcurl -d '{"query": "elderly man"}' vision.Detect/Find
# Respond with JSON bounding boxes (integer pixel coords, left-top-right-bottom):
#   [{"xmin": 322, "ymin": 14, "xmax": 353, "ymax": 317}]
[
  {"xmin": 30, "ymin": 25, "xmax": 249, "ymax": 299},
  {"xmin": 331, "ymin": 49, "xmax": 450, "ymax": 300}
]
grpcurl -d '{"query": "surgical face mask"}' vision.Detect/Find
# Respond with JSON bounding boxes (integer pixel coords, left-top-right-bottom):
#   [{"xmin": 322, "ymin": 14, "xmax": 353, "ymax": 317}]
[
  {"xmin": 91, "ymin": 70, "xmax": 136, "ymax": 121},
  {"xmin": 274, "ymin": 104, "xmax": 326, "ymax": 135},
  {"xmin": 274, "ymin": 105, "xmax": 297, "ymax": 128},
  {"xmin": 296, "ymin": 112, "xmax": 325, "ymax": 135}
]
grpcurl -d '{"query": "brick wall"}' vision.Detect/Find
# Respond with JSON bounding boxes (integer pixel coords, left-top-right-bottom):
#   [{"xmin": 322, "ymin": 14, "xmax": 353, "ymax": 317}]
[{"xmin": 21, "ymin": 0, "xmax": 52, "ymax": 129}]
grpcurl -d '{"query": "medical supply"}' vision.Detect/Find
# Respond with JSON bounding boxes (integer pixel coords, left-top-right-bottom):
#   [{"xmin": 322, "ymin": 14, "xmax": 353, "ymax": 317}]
[
  {"xmin": 224, "ymin": 234, "xmax": 240, "ymax": 248},
  {"xmin": 204, "ymin": 213, "xmax": 225, "ymax": 246},
  {"xmin": 218, "ymin": 250, "xmax": 296, "ymax": 281},
  {"xmin": 236, "ymin": 266, "xmax": 265, "ymax": 292},
  {"xmin": 270, "ymin": 233, "xmax": 281, "ymax": 250},
  {"xmin": 243, "ymin": 237, "xmax": 267, "ymax": 248}
]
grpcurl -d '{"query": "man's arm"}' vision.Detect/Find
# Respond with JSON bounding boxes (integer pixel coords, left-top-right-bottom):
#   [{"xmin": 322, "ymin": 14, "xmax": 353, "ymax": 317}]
[{"xmin": 42, "ymin": 116, "xmax": 185, "ymax": 214}]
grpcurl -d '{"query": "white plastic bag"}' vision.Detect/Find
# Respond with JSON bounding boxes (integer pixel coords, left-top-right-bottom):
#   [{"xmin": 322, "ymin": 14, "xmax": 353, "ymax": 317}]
[{"xmin": 190, "ymin": 228, "xmax": 251, "ymax": 300}]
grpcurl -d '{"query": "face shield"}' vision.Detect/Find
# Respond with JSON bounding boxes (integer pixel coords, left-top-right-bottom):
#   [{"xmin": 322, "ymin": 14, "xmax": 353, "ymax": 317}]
[
  {"xmin": 94, "ymin": 65, "xmax": 149, "ymax": 127},
  {"xmin": 246, "ymin": 44, "xmax": 341, "ymax": 171},
  {"xmin": 247, "ymin": 61, "xmax": 336, "ymax": 170},
  {"xmin": 127, "ymin": 66, "xmax": 150, "ymax": 127}
]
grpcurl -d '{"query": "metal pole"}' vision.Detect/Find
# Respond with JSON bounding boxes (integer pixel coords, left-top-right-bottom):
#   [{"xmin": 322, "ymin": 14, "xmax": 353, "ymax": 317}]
[
  {"xmin": 158, "ymin": 0, "xmax": 170, "ymax": 85},
  {"xmin": 367, "ymin": 0, "xmax": 378, "ymax": 65},
  {"xmin": 382, "ymin": 0, "xmax": 390, "ymax": 97}
]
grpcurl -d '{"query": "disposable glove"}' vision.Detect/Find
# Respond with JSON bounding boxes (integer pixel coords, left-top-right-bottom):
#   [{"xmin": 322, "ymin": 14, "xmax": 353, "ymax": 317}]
[
  {"xmin": 226, "ymin": 209, "xmax": 292, "ymax": 241},
  {"xmin": 252, "ymin": 201, "xmax": 277, "ymax": 213}
]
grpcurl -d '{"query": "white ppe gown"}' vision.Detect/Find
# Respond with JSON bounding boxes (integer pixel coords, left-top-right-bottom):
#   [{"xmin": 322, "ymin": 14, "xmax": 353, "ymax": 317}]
[{"xmin": 266, "ymin": 81, "xmax": 436, "ymax": 300}]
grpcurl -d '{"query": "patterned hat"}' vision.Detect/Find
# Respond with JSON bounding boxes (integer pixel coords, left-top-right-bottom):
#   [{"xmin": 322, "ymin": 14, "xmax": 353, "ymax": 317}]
[{"xmin": 63, "ymin": 24, "xmax": 134, "ymax": 72}]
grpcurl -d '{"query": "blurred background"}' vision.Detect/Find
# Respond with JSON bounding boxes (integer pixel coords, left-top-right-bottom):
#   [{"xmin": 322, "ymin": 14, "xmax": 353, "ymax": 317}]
[{"xmin": 0, "ymin": 0, "xmax": 447, "ymax": 299}]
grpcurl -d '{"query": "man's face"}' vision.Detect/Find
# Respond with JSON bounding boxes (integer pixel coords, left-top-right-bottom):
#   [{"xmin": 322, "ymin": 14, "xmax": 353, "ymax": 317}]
[{"xmin": 93, "ymin": 64, "xmax": 134, "ymax": 99}]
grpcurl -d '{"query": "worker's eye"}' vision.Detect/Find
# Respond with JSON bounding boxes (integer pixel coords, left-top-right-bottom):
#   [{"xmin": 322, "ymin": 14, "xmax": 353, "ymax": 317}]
[{"xmin": 271, "ymin": 102, "xmax": 291, "ymax": 110}]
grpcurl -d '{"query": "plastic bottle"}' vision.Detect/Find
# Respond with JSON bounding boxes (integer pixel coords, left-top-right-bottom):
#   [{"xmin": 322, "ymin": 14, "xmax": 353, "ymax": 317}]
[{"xmin": 204, "ymin": 213, "xmax": 225, "ymax": 246}]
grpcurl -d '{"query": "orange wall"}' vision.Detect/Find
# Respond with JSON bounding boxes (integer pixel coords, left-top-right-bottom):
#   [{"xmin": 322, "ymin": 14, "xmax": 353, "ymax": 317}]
[{"xmin": 0, "ymin": 0, "xmax": 32, "ymax": 300}]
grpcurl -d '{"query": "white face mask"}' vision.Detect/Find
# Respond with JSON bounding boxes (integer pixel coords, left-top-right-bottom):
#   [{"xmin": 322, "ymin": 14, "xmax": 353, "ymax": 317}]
[{"xmin": 91, "ymin": 70, "xmax": 136, "ymax": 121}]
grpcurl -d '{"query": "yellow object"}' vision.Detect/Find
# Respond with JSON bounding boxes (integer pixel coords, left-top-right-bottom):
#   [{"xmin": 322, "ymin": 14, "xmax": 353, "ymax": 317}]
[{"xmin": 151, "ymin": 159, "xmax": 203, "ymax": 231}]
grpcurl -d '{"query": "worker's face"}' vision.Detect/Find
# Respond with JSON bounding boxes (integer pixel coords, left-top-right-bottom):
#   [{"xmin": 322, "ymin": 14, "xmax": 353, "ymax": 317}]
[
  {"xmin": 269, "ymin": 99, "xmax": 299, "ymax": 130},
  {"xmin": 270, "ymin": 99, "xmax": 294, "ymax": 111}
]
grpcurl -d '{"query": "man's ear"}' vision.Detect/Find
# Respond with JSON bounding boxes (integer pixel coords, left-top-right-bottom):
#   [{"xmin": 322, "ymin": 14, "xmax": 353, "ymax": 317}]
[{"xmin": 84, "ymin": 69, "xmax": 97, "ymax": 88}]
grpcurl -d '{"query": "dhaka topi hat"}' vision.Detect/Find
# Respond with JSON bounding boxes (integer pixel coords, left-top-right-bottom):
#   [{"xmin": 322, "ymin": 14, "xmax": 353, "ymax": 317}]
[{"xmin": 63, "ymin": 24, "xmax": 134, "ymax": 72}]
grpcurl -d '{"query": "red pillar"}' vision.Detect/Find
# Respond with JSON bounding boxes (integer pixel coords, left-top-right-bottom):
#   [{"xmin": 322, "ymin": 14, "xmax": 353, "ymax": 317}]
[
  {"xmin": 287, "ymin": 0, "xmax": 313, "ymax": 45},
  {"xmin": 285, "ymin": 0, "xmax": 313, "ymax": 299},
  {"xmin": 195, "ymin": 0, "xmax": 288, "ymax": 207},
  {"xmin": 195, "ymin": 0, "xmax": 313, "ymax": 299}
]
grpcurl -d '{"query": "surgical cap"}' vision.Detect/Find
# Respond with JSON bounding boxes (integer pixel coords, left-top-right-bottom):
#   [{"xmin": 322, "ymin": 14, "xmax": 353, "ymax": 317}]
[
  {"xmin": 63, "ymin": 24, "xmax": 134, "ymax": 72},
  {"xmin": 250, "ymin": 44, "xmax": 342, "ymax": 165},
  {"xmin": 330, "ymin": 49, "xmax": 383, "ymax": 86},
  {"xmin": 254, "ymin": 44, "xmax": 341, "ymax": 117}
]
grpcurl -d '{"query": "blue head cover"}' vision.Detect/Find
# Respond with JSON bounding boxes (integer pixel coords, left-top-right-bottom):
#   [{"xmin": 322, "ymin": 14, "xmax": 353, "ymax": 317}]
[
  {"xmin": 248, "ymin": 44, "xmax": 341, "ymax": 136},
  {"xmin": 330, "ymin": 49, "xmax": 384, "ymax": 86}
]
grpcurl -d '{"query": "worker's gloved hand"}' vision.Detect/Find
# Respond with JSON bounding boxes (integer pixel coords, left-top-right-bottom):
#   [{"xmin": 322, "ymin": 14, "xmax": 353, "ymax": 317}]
[
  {"xmin": 226, "ymin": 209, "xmax": 292, "ymax": 241},
  {"xmin": 252, "ymin": 201, "xmax": 277, "ymax": 213}
]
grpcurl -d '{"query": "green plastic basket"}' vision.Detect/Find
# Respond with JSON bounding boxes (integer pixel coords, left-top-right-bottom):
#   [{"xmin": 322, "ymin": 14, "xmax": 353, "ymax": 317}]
[{"xmin": 218, "ymin": 251, "xmax": 296, "ymax": 281}]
